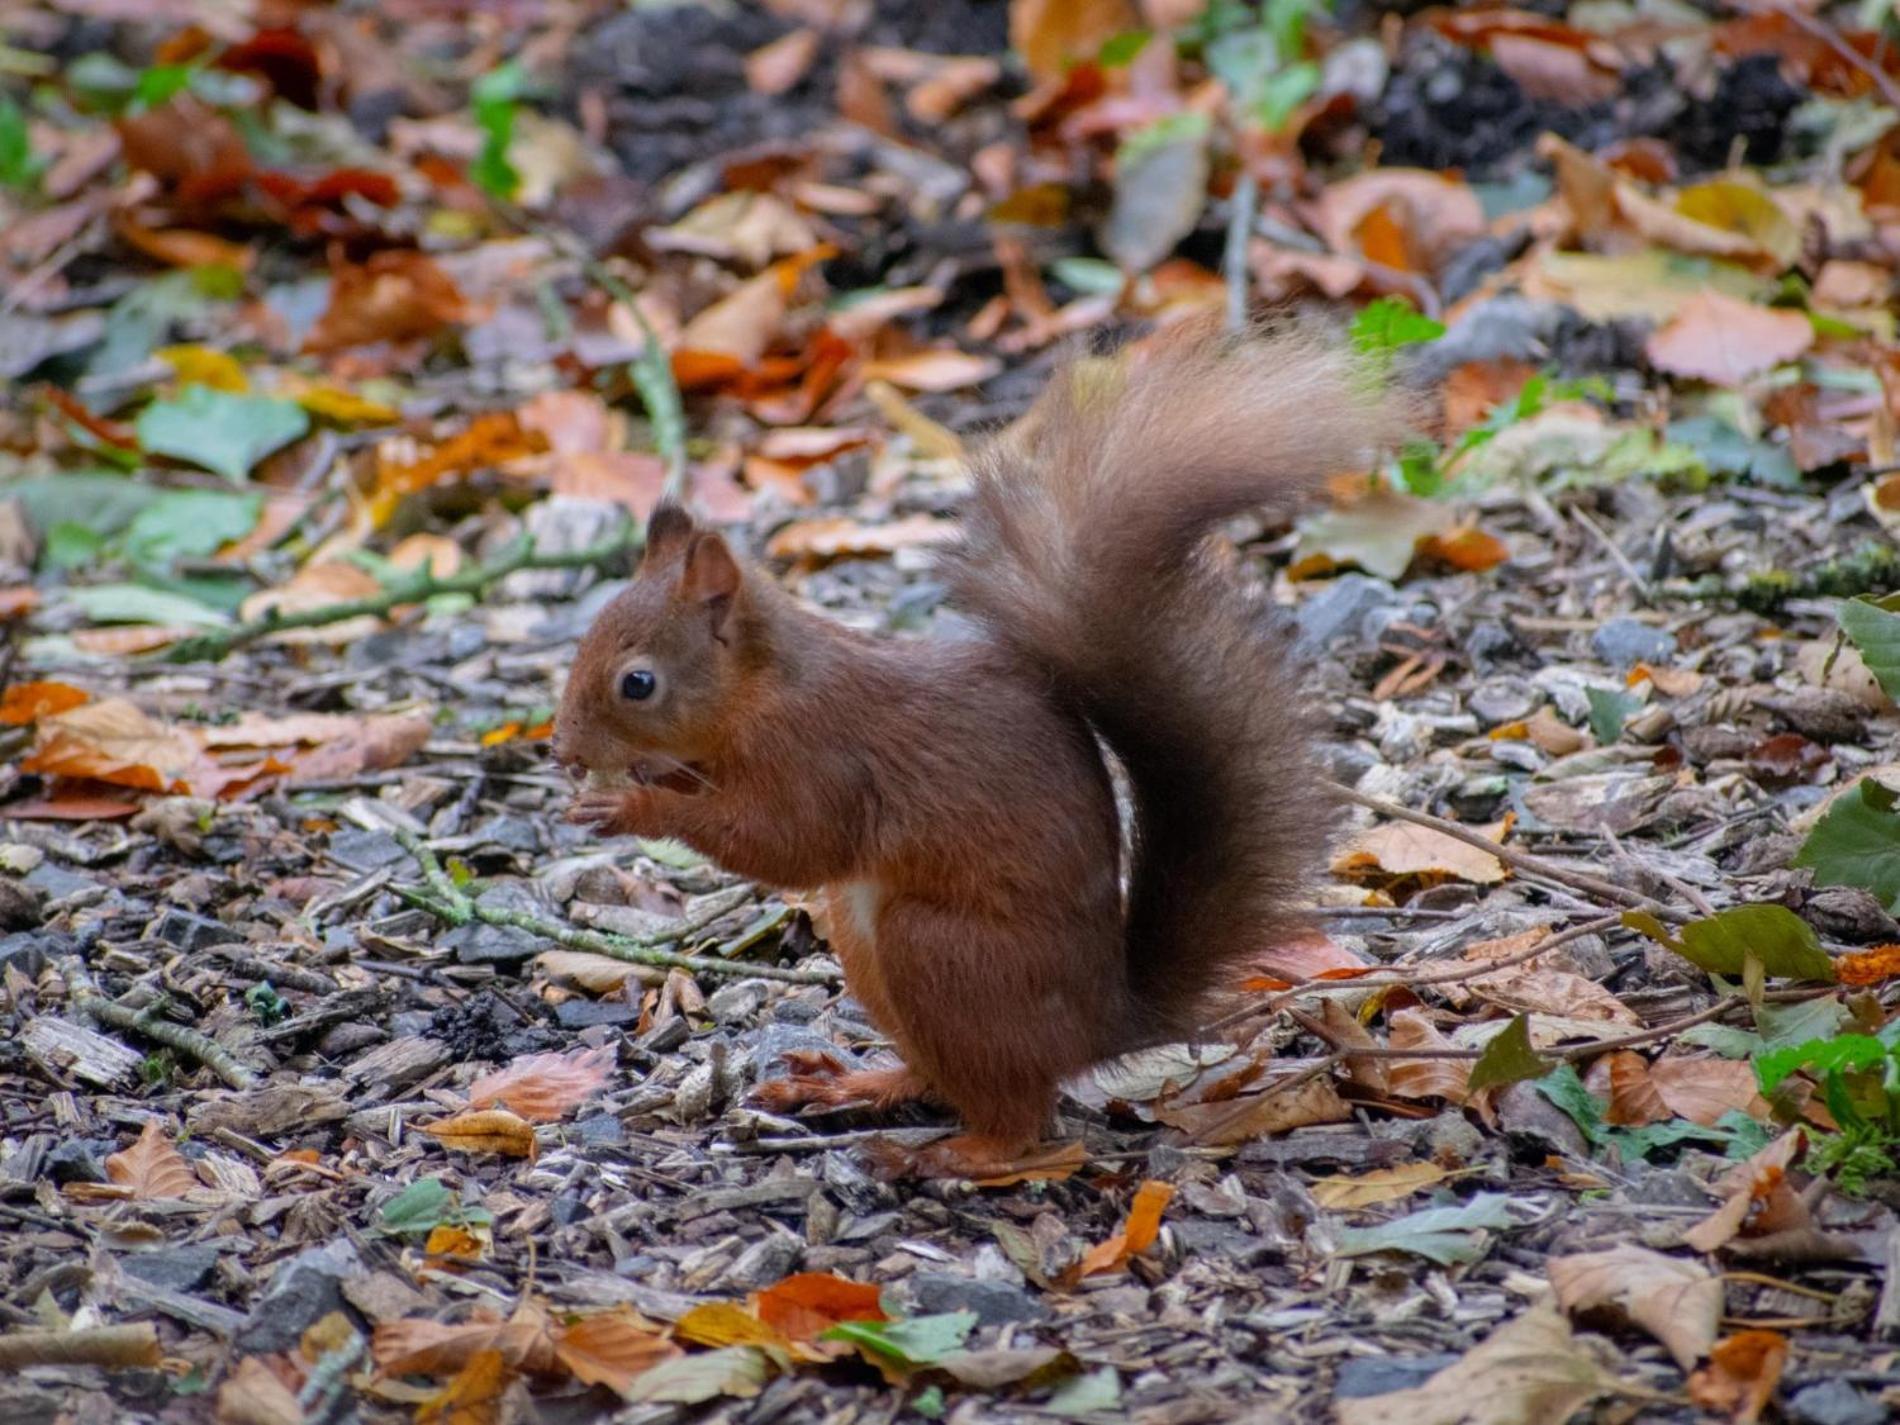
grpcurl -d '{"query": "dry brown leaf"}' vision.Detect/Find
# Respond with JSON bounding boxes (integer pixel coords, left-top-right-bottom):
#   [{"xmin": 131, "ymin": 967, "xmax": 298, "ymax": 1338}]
[
  {"xmin": 1309, "ymin": 1161, "xmax": 1451, "ymax": 1210},
  {"xmin": 215, "ymin": 1354, "xmax": 304, "ymax": 1425},
  {"xmin": 745, "ymin": 27, "xmax": 821, "ymax": 95},
  {"xmin": 1469, "ymin": 963, "xmax": 1641, "ymax": 1025},
  {"xmin": 1548, "ymin": 1243, "xmax": 1720, "ymax": 1370},
  {"xmin": 305, "ymin": 250, "xmax": 469, "ymax": 354},
  {"xmin": 1333, "ymin": 822, "xmax": 1507, "ymax": 886},
  {"xmin": 1158, "ymin": 1070, "xmax": 1353, "ymax": 1144},
  {"xmin": 1688, "ymin": 1331, "xmax": 1787, "ymax": 1425},
  {"xmin": 1489, "ymin": 33, "xmax": 1618, "ymax": 104},
  {"xmin": 420, "ymin": 1109, "xmax": 539, "ymax": 1160},
  {"xmin": 1683, "ymin": 1131, "xmax": 1803, "ymax": 1253},
  {"xmin": 22, "ymin": 698, "xmax": 230, "ymax": 797},
  {"xmin": 1308, "ymin": 170, "xmax": 1485, "ymax": 273},
  {"xmin": 535, "ymin": 950, "xmax": 659, "ymax": 994},
  {"xmin": 553, "ymin": 1309, "xmax": 677, "ymax": 1397},
  {"xmin": 1647, "ymin": 1057, "xmax": 1768, "ymax": 1127},
  {"xmin": 1323, "ymin": 996, "xmax": 1389, "ymax": 1093},
  {"xmin": 1589, "ymin": 1049, "xmax": 1671, "ymax": 1126},
  {"xmin": 373, "ymin": 1304, "xmax": 555, "ymax": 1378},
  {"xmin": 464, "ymin": 1044, "xmax": 615, "ymax": 1123},
  {"xmin": 105, "ymin": 1119, "xmax": 199, "ymax": 1199},
  {"xmin": 859, "ymin": 348, "xmax": 1001, "ymax": 393},
  {"xmin": 0, "ymin": 680, "xmax": 89, "ymax": 725},
  {"xmin": 1386, "ymin": 1008, "xmax": 1473, "ymax": 1104},
  {"xmin": 1645, "ymin": 291, "xmax": 1814, "ymax": 387},
  {"xmin": 766, "ymin": 513, "xmax": 960, "ymax": 564},
  {"xmin": 1010, "ymin": 0, "xmax": 1137, "ymax": 82},
  {"xmin": 1335, "ymin": 1302, "xmax": 1627, "ymax": 1425}
]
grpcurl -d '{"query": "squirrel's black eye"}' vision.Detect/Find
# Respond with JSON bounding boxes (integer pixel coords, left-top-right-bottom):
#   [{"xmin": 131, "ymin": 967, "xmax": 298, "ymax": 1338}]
[{"xmin": 620, "ymin": 669, "xmax": 657, "ymax": 702}]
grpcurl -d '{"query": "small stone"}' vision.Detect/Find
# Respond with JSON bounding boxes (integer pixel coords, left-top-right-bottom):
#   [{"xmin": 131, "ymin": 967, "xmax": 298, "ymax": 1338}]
[
  {"xmin": 1590, "ymin": 617, "xmax": 1676, "ymax": 671},
  {"xmin": 721, "ymin": 1233, "xmax": 802, "ymax": 1290},
  {"xmin": 0, "ymin": 879, "xmax": 43, "ymax": 932},
  {"xmin": 444, "ymin": 886, "xmax": 546, "ymax": 966},
  {"xmin": 706, "ymin": 980, "xmax": 769, "ymax": 1024},
  {"xmin": 328, "ymin": 828, "xmax": 409, "ymax": 872},
  {"xmin": 152, "ymin": 908, "xmax": 242, "ymax": 952},
  {"xmin": 1295, "ymin": 573, "xmax": 1400, "ymax": 650},
  {"xmin": 556, "ymin": 1000, "xmax": 642, "ymax": 1029},
  {"xmin": 908, "ymin": 1272, "xmax": 1046, "ymax": 1326},
  {"xmin": 0, "ymin": 931, "xmax": 57, "ymax": 978},
  {"xmin": 121, "ymin": 1242, "xmax": 222, "ymax": 1293},
  {"xmin": 1618, "ymin": 1167, "xmax": 1711, "ymax": 1210},
  {"xmin": 234, "ymin": 1239, "xmax": 361, "ymax": 1354},
  {"xmin": 24, "ymin": 863, "xmax": 98, "ymax": 901},
  {"xmin": 1467, "ymin": 676, "xmax": 1540, "ymax": 727},
  {"xmin": 1789, "ymin": 1380, "xmax": 1886, "ymax": 1425},
  {"xmin": 316, "ymin": 1022, "xmax": 385, "ymax": 1057},
  {"xmin": 1334, "ymin": 1355, "xmax": 1462, "ymax": 1399},
  {"xmin": 43, "ymin": 1138, "xmax": 113, "ymax": 1185}
]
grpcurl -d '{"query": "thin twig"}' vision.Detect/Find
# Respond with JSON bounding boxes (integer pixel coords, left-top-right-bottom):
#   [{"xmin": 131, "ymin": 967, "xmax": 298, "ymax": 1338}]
[
  {"xmin": 1571, "ymin": 505, "xmax": 1653, "ymax": 605},
  {"xmin": 1224, "ymin": 172, "xmax": 1259, "ymax": 335},
  {"xmin": 1763, "ymin": 1, "xmax": 1900, "ymax": 109},
  {"xmin": 162, "ymin": 523, "xmax": 639, "ymax": 664},
  {"xmin": 389, "ymin": 828, "xmax": 839, "ymax": 986},
  {"xmin": 62, "ymin": 961, "xmax": 260, "ymax": 1090},
  {"xmin": 1330, "ymin": 782, "xmax": 1682, "ymax": 919}
]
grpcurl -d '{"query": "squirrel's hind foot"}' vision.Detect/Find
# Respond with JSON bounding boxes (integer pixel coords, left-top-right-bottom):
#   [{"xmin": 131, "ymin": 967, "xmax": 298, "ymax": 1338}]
[{"xmin": 751, "ymin": 1055, "xmax": 931, "ymax": 1115}]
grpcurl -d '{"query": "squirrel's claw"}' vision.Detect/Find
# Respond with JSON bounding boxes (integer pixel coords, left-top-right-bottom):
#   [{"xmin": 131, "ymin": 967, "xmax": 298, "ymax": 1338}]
[{"xmin": 565, "ymin": 790, "xmax": 628, "ymax": 832}]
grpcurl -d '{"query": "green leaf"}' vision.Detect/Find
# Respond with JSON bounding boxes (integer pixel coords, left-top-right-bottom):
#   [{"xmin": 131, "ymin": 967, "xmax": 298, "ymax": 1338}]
[
  {"xmin": 1758, "ymin": 995, "xmax": 1852, "ymax": 1052},
  {"xmin": 1755, "ymin": 1032, "xmax": 1893, "ymax": 1094},
  {"xmin": 1793, "ymin": 778, "xmax": 1900, "ymax": 912},
  {"xmin": 1100, "ymin": 113, "xmax": 1210, "ymax": 273},
  {"xmin": 1252, "ymin": 60, "xmax": 1320, "ymax": 131},
  {"xmin": 1624, "ymin": 904, "xmax": 1836, "ymax": 985},
  {"xmin": 1714, "ymin": 1109, "xmax": 1775, "ymax": 1160},
  {"xmin": 1585, "ymin": 685, "xmax": 1641, "ymax": 744},
  {"xmin": 133, "ymin": 63, "xmax": 197, "ymax": 110},
  {"xmin": 824, "ymin": 1311, "xmax": 978, "ymax": 1369},
  {"xmin": 1049, "ymin": 257, "xmax": 1126, "ymax": 296},
  {"xmin": 376, "ymin": 1177, "xmax": 493, "ymax": 1237},
  {"xmin": 911, "ymin": 1384, "xmax": 947, "ymax": 1418},
  {"xmin": 470, "ymin": 60, "xmax": 526, "ymax": 200},
  {"xmin": 1098, "ymin": 30, "xmax": 1151, "ymax": 66},
  {"xmin": 1333, "ymin": 1192, "xmax": 1517, "ymax": 1266},
  {"xmin": 1466, "ymin": 1014, "xmax": 1555, "ymax": 1095},
  {"xmin": 7, "ymin": 472, "xmax": 161, "ymax": 544},
  {"xmin": 1532, "ymin": 1064, "xmax": 1737, "ymax": 1159},
  {"xmin": 0, "ymin": 91, "xmax": 40, "ymax": 190},
  {"xmin": 123, "ymin": 489, "xmax": 262, "ymax": 574},
  {"xmin": 1837, "ymin": 597, "xmax": 1900, "ymax": 703},
  {"xmin": 1350, "ymin": 296, "xmax": 1446, "ymax": 361},
  {"xmin": 136, "ymin": 386, "xmax": 309, "ymax": 482},
  {"xmin": 1045, "ymin": 1367, "xmax": 1123, "ymax": 1417},
  {"xmin": 66, "ymin": 584, "xmax": 230, "ymax": 627},
  {"xmin": 45, "ymin": 522, "xmax": 108, "ymax": 571}
]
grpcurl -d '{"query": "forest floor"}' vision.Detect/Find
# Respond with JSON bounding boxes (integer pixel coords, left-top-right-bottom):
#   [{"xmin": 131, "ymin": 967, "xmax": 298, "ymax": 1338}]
[{"xmin": 4, "ymin": 0, "xmax": 1900, "ymax": 1422}]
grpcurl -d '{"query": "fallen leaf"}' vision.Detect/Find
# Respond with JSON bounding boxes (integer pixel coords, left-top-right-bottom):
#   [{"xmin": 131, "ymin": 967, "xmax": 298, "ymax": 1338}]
[
  {"xmin": 1309, "ymin": 170, "xmax": 1485, "ymax": 274},
  {"xmin": 624, "ymin": 1346, "xmax": 769, "ymax": 1404},
  {"xmin": 116, "ymin": 213, "xmax": 254, "ymax": 271},
  {"xmin": 1386, "ymin": 1008, "xmax": 1474, "ymax": 1104},
  {"xmin": 1683, "ymin": 1131, "xmax": 1803, "ymax": 1253},
  {"xmin": 1835, "ymin": 943, "xmax": 1900, "ymax": 986},
  {"xmin": 1310, "ymin": 1161, "xmax": 1451, "ymax": 1210},
  {"xmin": 746, "ymin": 28, "xmax": 821, "ymax": 95},
  {"xmin": 1158, "ymin": 1071, "xmax": 1352, "ymax": 1143},
  {"xmin": 754, "ymin": 1273, "xmax": 887, "ymax": 1342},
  {"xmin": 373, "ymin": 1305, "xmax": 555, "ymax": 1377},
  {"xmin": 216, "ymin": 1354, "xmax": 304, "ymax": 1425},
  {"xmin": 535, "ymin": 950, "xmax": 656, "ymax": 995},
  {"xmin": 1333, "ymin": 822, "xmax": 1507, "ymax": 887},
  {"xmin": 137, "ymin": 386, "xmax": 311, "ymax": 483},
  {"xmin": 464, "ymin": 1044, "xmax": 615, "ymax": 1122},
  {"xmin": 0, "ymin": 680, "xmax": 89, "ymax": 725},
  {"xmin": 419, "ymin": 1109, "xmax": 539, "ymax": 1160},
  {"xmin": 1334, "ymin": 1192, "xmax": 1516, "ymax": 1266},
  {"xmin": 1688, "ymin": 1331, "xmax": 1787, "ymax": 1425},
  {"xmin": 1010, "ymin": 0, "xmax": 1137, "ymax": 82},
  {"xmin": 305, "ymin": 250, "xmax": 469, "ymax": 354},
  {"xmin": 105, "ymin": 1119, "xmax": 199, "ymax": 1199},
  {"xmin": 1068, "ymin": 1180, "xmax": 1174, "ymax": 1281},
  {"xmin": 553, "ymin": 1309, "xmax": 677, "ymax": 1396},
  {"xmin": 765, "ymin": 513, "xmax": 960, "ymax": 564},
  {"xmin": 1645, "ymin": 291, "xmax": 1814, "ymax": 387},
  {"xmin": 416, "ymin": 1348, "xmax": 509, "ymax": 1425},
  {"xmin": 22, "ymin": 698, "xmax": 228, "ymax": 797},
  {"xmin": 859, "ymin": 348, "xmax": 1001, "ymax": 392},
  {"xmin": 1548, "ymin": 1243, "xmax": 1720, "ymax": 1370},
  {"xmin": 1335, "ymin": 1301, "xmax": 1628, "ymax": 1425},
  {"xmin": 1294, "ymin": 487, "xmax": 1456, "ymax": 581}
]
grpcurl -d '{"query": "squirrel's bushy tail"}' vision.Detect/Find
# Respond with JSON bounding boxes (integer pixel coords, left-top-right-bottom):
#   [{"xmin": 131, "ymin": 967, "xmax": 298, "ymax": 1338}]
[{"xmin": 946, "ymin": 315, "xmax": 1402, "ymax": 1045}]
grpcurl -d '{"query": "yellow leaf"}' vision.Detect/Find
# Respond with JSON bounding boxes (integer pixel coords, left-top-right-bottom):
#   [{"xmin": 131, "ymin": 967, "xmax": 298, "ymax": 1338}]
[
  {"xmin": 415, "ymin": 1348, "xmax": 509, "ymax": 1425},
  {"xmin": 293, "ymin": 383, "xmax": 401, "ymax": 426},
  {"xmin": 157, "ymin": 344, "xmax": 248, "ymax": 393}
]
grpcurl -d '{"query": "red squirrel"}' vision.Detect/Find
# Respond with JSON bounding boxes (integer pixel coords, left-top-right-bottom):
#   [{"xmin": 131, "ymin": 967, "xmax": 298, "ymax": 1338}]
[{"xmin": 552, "ymin": 317, "xmax": 1398, "ymax": 1172}]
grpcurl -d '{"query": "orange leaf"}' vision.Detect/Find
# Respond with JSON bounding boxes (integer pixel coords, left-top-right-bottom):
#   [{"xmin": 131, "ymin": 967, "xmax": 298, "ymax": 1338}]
[
  {"xmin": 0, "ymin": 586, "xmax": 39, "ymax": 620},
  {"xmin": 1419, "ymin": 526, "xmax": 1509, "ymax": 572},
  {"xmin": 305, "ymin": 250, "xmax": 469, "ymax": 354},
  {"xmin": 1835, "ymin": 943, "xmax": 1900, "ymax": 986},
  {"xmin": 420, "ymin": 1109, "xmax": 539, "ymax": 1160},
  {"xmin": 1069, "ymin": 1180, "xmax": 1174, "ymax": 1282},
  {"xmin": 745, "ymin": 28, "xmax": 820, "ymax": 96},
  {"xmin": 1590, "ymin": 1050, "xmax": 1670, "ymax": 1126},
  {"xmin": 859, "ymin": 348, "xmax": 1002, "ymax": 392},
  {"xmin": 1010, "ymin": 0, "xmax": 1138, "ymax": 82},
  {"xmin": 115, "ymin": 213, "xmax": 254, "ymax": 271},
  {"xmin": 465, "ymin": 1044, "xmax": 615, "ymax": 1123},
  {"xmin": 105, "ymin": 1120, "xmax": 199, "ymax": 1200},
  {"xmin": 753, "ymin": 1273, "xmax": 886, "ymax": 1342},
  {"xmin": 0, "ymin": 680, "xmax": 89, "ymax": 725},
  {"xmin": 416, "ymin": 1348, "xmax": 510, "ymax": 1425},
  {"xmin": 22, "ymin": 698, "xmax": 231, "ymax": 796},
  {"xmin": 1689, "ymin": 1330, "xmax": 1787, "ymax": 1425},
  {"xmin": 424, "ymin": 1225, "xmax": 486, "ymax": 1261},
  {"xmin": 552, "ymin": 1310, "xmax": 677, "ymax": 1396}
]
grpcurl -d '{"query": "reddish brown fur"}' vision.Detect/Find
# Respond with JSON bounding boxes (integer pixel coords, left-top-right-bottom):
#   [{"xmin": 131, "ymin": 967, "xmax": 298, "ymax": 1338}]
[{"xmin": 553, "ymin": 317, "xmax": 1400, "ymax": 1158}]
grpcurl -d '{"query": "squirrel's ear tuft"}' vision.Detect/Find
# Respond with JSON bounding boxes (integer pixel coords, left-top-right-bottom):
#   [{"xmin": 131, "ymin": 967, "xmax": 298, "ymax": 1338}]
[
  {"xmin": 679, "ymin": 531, "xmax": 741, "ymax": 619},
  {"xmin": 644, "ymin": 502, "xmax": 696, "ymax": 564}
]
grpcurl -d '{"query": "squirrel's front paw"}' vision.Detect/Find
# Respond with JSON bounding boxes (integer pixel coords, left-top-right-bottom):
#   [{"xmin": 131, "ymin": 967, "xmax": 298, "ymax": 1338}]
[{"xmin": 566, "ymin": 790, "xmax": 632, "ymax": 834}]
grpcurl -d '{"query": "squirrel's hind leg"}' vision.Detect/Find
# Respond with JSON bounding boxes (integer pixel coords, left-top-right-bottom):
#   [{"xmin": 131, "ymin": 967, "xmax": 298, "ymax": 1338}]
[{"xmin": 751, "ymin": 1055, "xmax": 932, "ymax": 1115}]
